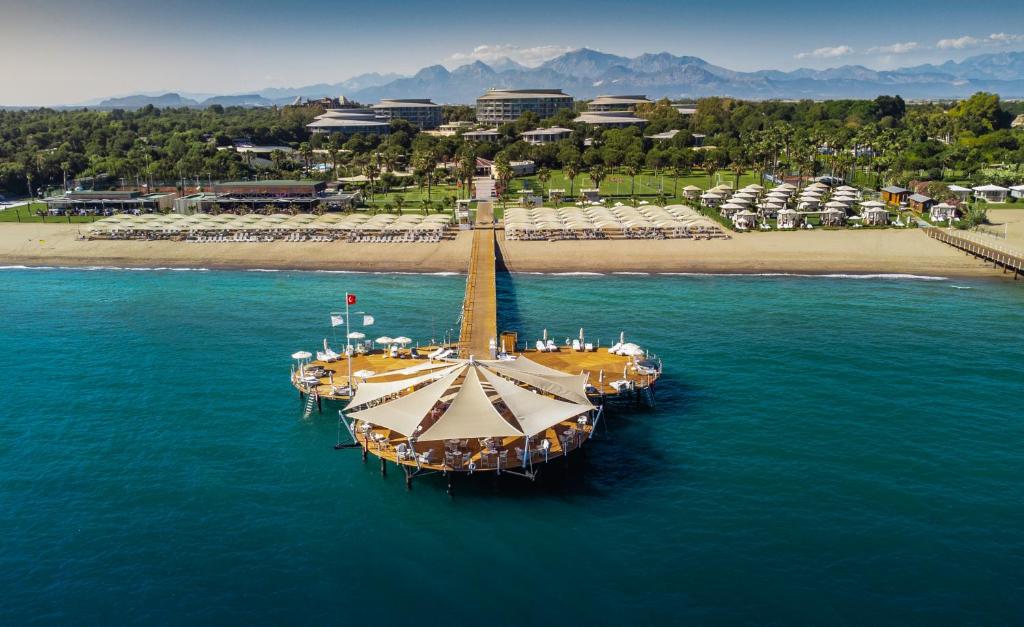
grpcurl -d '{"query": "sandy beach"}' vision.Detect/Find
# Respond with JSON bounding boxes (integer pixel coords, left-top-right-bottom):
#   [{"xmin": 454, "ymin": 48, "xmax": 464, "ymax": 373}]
[{"xmin": 0, "ymin": 222, "xmax": 1005, "ymax": 277}]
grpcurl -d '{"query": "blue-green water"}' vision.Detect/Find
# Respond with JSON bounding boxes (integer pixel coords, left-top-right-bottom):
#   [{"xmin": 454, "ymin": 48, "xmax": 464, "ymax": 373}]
[{"xmin": 2, "ymin": 268, "xmax": 1023, "ymax": 625}]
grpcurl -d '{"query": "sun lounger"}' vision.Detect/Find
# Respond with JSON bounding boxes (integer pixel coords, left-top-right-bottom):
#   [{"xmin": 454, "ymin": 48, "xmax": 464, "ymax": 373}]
[
  {"xmin": 545, "ymin": 339, "xmax": 557, "ymax": 352},
  {"xmin": 585, "ymin": 342, "xmax": 594, "ymax": 352},
  {"xmin": 572, "ymin": 339, "xmax": 582, "ymax": 351},
  {"xmin": 535, "ymin": 340, "xmax": 547, "ymax": 352}
]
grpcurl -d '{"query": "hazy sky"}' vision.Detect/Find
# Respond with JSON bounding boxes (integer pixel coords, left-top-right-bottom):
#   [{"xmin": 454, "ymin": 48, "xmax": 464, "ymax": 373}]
[{"xmin": 1, "ymin": 0, "xmax": 1023, "ymax": 105}]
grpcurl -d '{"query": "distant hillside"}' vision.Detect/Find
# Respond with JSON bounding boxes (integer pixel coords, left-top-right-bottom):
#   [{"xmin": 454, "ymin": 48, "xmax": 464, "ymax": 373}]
[
  {"xmin": 86, "ymin": 49, "xmax": 1024, "ymax": 110},
  {"xmin": 98, "ymin": 93, "xmax": 199, "ymax": 108}
]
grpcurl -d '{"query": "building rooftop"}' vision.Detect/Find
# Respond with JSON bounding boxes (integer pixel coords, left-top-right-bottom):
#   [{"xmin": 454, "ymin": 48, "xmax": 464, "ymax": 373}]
[
  {"xmin": 372, "ymin": 99, "xmax": 440, "ymax": 108},
  {"xmin": 573, "ymin": 111, "xmax": 646, "ymax": 125},
  {"xmin": 590, "ymin": 95, "xmax": 650, "ymax": 106},
  {"xmin": 521, "ymin": 127, "xmax": 573, "ymax": 136},
  {"xmin": 477, "ymin": 88, "xmax": 572, "ymax": 100}
]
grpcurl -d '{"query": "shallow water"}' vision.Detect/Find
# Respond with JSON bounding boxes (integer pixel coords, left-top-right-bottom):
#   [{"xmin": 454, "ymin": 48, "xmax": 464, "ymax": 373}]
[{"xmin": 2, "ymin": 268, "xmax": 1023, "ymax": 624}]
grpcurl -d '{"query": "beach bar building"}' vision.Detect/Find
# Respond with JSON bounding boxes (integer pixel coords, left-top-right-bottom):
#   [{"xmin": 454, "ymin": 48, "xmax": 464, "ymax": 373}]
[
  {"xmin": 44, "ymin": 190, "xmax": 177, "ymax": 215},
  {"xmin": 179, "ymin": 180, "xmax": 358, "ymax": 213},
  {"xmin": 880, "ymin": 185, "xmax": 909, "ymax": 206},
  {"xmin": 907, "ymin": 193, "xmax": 935, "ymax": 214}
]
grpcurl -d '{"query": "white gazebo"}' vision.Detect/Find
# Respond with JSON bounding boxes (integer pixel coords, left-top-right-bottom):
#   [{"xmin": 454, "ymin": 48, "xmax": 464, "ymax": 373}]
[{"xmin": 972, "ymin": 184, "xmax": 1009, "ymax": 203}]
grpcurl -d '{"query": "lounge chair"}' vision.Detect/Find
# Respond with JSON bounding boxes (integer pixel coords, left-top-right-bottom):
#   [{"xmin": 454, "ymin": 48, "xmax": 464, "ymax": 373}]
[
  {"xmin": 572, "ymin": 339, "xmax": 582, "ymax": 351},
  {"xmin": 545, "ymin": 339, "xmax": 557, "ymax": 352},
  {"xmin": 535, "ymin": 340, "xmax": 547, "ymax": 352},
  {"xmin": 584, "ymin": 342, "xmax": 594, "ymax": 352}
]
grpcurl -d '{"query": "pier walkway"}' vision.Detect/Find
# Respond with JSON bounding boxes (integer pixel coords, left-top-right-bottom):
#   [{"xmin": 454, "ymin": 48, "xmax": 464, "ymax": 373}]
[
  {"xmin": 458, "ymin": 202, "xmax": 498, "ymax": 357},
  {"xmin": 924, "ymin": 227, "xmax": 1023, "ymax": 279}
]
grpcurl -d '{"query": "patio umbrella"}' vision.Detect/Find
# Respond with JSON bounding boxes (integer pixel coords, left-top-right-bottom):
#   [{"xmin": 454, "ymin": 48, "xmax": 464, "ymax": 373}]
[
  {"xmin": 375, "ymin": 336, "xmax": 394, "ymax": 345},
  {"xmin": 393, "ymin": 336, "xmax": 412, "ymax": 345}
]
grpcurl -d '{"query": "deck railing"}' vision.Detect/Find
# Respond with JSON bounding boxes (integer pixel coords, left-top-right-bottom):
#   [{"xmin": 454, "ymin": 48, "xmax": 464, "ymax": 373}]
[{"xmin": 924, "ymin": 227, "xmax": 1023, "ymax": 278}]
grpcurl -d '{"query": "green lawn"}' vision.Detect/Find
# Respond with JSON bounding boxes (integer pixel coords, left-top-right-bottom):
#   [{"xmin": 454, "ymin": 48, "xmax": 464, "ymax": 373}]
[
  {"xmin": 0, "ymin": 203, "xmax": 100, "ymax": 223},
  {"xmin": 362, "ymin": 183, "xmax": 462, "ymax": 211},
  {"xmin": 510, "ymin": 169, "xmax": 764, "ymax": 204}
]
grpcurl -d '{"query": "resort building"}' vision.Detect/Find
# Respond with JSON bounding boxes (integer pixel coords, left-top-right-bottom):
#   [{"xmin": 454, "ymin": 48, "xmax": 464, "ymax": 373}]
[
  {"xmin": 432, "ymin": 121, "xmax": 474, "ymax": 137},
  {"xmin": 491, "ymin": 160, "xmax": 536, "ymax": 177},
  {"xmin": 370, "ymin": 99, "xmax": 442, "ymax": 129},
  {"xmin": 307, "ymin": 109, "xmax": 391, "ymax": 136},
  {"xmin": 587, "ymin": 95, "xmax": 651, "ymax": 112},
  {"xmin": 907, "ymin": 193, "xmax": 935, "ymax": 214},
  {"xmin": 573, "ymin": 110, "xmax": 647, "ymax": 128},
  {"xmin": 520, "ymin": 127, "xmax": 573, "ymax": 145},
  {"xmin": 947, "ymin": 184, "xmax": 972, "ymax": 202},
  {"xmin": 647, "ymin": 129, "xmax": 680, "ymax": 142},
  {"xmin": 676, "ymin": 105, "xmax": 698, "ymax": 116},
  {"xmin": 176, "ymin": 180, "xmax": 359, "ymax": 213},
  {"xmin": 461, "ymin": 128, "xmax": 501, "ymax": 143},
  {"xmin": 475, "ymin": 89, "xmax": 574, "ymax": 124},
  {"xmin": 1011, "ymin": 184, "xmax": 1024, "ymax": 200},
  {"xmin": 43, "ymin": 190, "xmax": 177, "ymax": 215},
  {"xmin": 972, "ymin": 184, "xmax": 1009, "ymax": 203},
  {"xmin": 880, "ymin": 185, "xmax": 909, "ymax": 206}
]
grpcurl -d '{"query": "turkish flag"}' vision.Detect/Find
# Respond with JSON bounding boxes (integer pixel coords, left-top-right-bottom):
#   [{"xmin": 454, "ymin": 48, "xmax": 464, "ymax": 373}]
[{"xmin": 346, "ymin": 294, "xmax": 357, "ymax": 305}]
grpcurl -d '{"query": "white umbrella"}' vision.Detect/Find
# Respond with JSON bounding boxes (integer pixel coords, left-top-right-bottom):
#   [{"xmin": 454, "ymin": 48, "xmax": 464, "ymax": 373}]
[
  {"xmin": 347, "ymin": 331, "xmax": 365, "ymax": 340},
  {"xmin": 579, "ymin": 328, "xmax": 584, "ymax": 342},
  {"xmin": 291, "ymin": 351, "xmax": 312, "ymax": 360},
  {"xmin": 393, "ymin": 336, "xmax": 412, "ymax": 345},
  {"xmin": 375, "ymin": 336, "xmax": 394, "ymax": 345},
  {"xmin": 543, "ymin": 328, "xmax": 548, "ymax": 341}
]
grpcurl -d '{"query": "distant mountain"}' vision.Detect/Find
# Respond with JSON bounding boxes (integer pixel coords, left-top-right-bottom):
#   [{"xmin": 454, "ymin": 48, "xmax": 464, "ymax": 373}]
[
  {"xmin": 83, "ymin": 49, "xmax": 1024, "ymax": 111},
  {"xmin": 201, "ymin": 94, "xmax": 274, "ymax": 107},
  {"xmin": 98, "ymin": 93, "xmax": 199, "ymax": 108},
  {"xmin": 899, "ymin": 51, "xmax": 1024, "ymax": 81}
]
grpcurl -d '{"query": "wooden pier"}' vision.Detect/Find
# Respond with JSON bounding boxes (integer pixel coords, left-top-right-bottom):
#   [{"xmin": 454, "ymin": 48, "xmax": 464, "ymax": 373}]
[
  {"xmin": 458, "ymin": 202, "xmax": 498, "ymax": 357},
  {"xmin": 924, "ymin": 227, "xmax": 1023, "ymax": 279}
]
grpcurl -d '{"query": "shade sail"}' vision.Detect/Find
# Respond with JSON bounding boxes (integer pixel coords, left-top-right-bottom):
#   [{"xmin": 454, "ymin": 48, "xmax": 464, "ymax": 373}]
[
  {"xmin": 479, "ymin": 368, "xmax": 591, "ymax": 436},
  {"xmin": 418, "ymin": 367, "xmax": 523, "ymax": 441},
  {"xmin": 347, "ymin": 367, "xmax": 463, "ymax": 436},
  {"xmin": 488, "ymin": 364, "xmax": 593, "ymax": 407},
  {"xmin": 347, "ymin": 364, "xmax": 461, "ymax": 409}
]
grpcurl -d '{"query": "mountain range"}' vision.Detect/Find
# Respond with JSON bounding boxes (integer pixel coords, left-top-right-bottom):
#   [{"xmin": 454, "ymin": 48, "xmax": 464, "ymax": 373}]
[{"xmin": 91, "ymin": 49, "xmax": 1024, "ymax": 109}]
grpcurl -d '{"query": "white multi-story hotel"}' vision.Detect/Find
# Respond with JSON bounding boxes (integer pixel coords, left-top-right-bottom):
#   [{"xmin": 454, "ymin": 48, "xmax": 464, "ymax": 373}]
[
  {"xmin": 370, "ymin": 99, "xmax": 443, "ymax": 129},
  {"xmin": 475, "ymin": 89, "xmax": 574, "ymax": 124},
  {"xmin": 520, "ymin": 127, "xmax": 573, "ymax": 145}
]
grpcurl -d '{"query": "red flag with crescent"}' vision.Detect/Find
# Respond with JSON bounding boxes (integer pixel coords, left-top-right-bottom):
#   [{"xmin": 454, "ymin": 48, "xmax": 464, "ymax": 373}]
[{"xmin": 346, "ymin": 294, "xmax": 357, "ymax": 306}]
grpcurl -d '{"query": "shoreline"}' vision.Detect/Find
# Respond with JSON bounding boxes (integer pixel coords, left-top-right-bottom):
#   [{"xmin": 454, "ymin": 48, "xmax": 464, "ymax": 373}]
[{"xmin": 0, "ymin": 222, "xmax": 1010, "ymax": 279}]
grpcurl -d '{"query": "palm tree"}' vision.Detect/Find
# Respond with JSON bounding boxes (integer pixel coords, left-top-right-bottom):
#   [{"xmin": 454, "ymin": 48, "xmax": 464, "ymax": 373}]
[
  {"xmin": 589, "ymin": 164, "xmax": 607, "ymax": 196},
  {"xmin": 537, "ymin": 168, "xmax": 551, "ymax": 198},
  {"xmin": 394, "ymin": 195, "xmax": 406, "ymax": 215},
  {"xmin": 362, "ymin": 162, "xmax": 379, "ymax": 200},
  {"xmin": 564, "ymin": 162, "xmax": 579, "ymax": 198},
  {"xmin": 704, "ymin": 163, "xmax": 718, "ymax": 189}
]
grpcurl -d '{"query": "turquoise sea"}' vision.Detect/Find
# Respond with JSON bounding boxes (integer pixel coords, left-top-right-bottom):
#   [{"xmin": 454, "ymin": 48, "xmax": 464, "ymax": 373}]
[{"xmin": 1, "ymin": 267, "xmax": 1023, "ymax": 625}]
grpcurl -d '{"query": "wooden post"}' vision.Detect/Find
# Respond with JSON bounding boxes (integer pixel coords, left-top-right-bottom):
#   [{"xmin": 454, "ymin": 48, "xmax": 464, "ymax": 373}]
[
  {"xmin": 380, "ymin": 457, "xmax": 387, "ymax": 477},
  {"xmin": 317, "ymin": 395, "xmax": 323, "ymax": 414}
]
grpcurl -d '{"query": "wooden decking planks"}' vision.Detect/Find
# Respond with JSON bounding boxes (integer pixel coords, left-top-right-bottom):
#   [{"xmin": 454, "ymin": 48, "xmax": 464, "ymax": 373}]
[{"xmin": 459, "ymin": 203, "xmax": 498, "ymax": 357}]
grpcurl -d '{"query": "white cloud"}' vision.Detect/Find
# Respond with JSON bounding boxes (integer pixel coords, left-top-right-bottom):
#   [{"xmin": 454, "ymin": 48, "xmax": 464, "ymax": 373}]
[
  {"xmin": 868, "ymin": 41, "xmax": 920, "ymax": 54},
  {"xmin": 795, "ymin": 45, "xmax": 854, "ymax": 60},
  {"xmin": 987, "ymin": 32, "xmax": 1024, "ymax": 45},
  {"xmin": 937, "ymin": 35, "xmax": 980, "ymax": 49},
  {"xmin": 446, "ymin": 44, "xmax": 574, "ymax": 68}
]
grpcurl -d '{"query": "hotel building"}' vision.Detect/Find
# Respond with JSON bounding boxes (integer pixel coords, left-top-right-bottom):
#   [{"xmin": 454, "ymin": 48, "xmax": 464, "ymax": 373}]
[{"xmin": 475, "ymin": 89, "xmax": 574, "ymax": 124}]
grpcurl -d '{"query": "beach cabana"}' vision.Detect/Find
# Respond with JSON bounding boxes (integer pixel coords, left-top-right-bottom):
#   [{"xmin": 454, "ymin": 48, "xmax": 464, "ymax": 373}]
[
  {"xmin": 820, "ymin": 207, "xmax": 847, "ymax": 227},
  {"xmin": 776, "ymin": 208, "xmax": 802, "ymax": 229},
  {"xmin": 682, "ymin": 185, "xmax": 702, "ymax": 200},
  {"xmin": 732, "ymin": 210, "xmax": 757, "ymax": 230},
  {"xmin": 862, "ymin": 206, "xmax": 890, "ymax": 226},
  {"xmin": 929, "ymin": 202, "xmax": 958, "ymax": 223}
]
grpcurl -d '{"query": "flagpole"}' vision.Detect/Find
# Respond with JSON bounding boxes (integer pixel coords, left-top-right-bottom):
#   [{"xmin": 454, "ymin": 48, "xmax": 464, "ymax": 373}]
[{"xmin": 345, "ymin": 292, "xmax": 352, "ymax": 398}]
